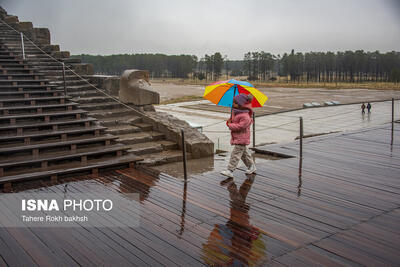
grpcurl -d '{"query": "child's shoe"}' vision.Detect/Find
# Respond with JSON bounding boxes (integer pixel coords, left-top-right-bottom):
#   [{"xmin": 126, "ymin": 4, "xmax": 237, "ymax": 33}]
[
  {"xmin": 245, "ymin": 164, "xmax": 257, "ymax": 174},
  {"xmin": 220, "ymin": 169, "xmax": 234, "ymax": 178}
]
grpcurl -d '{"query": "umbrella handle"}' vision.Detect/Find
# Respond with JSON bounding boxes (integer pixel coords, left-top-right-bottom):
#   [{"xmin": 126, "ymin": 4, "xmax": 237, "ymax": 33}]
[{"xmin": 230, "ymin": 85, "xmax": 237, "ymax": 119}]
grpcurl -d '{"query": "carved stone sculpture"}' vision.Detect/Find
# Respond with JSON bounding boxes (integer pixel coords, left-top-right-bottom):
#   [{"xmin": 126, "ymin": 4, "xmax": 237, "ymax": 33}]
[{"xmin": 119, "ymin": 70, "xmax": 160, "ymax": 106}]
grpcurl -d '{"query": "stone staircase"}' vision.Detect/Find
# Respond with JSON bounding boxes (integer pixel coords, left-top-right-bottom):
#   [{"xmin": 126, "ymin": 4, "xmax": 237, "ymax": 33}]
[
  {"xmin": 0, "ymin": 22, "xmax": 143, "ymax": 189},
  {"xmin": 0, "ymin": 18, "xmax": 191, "ymax": 167},
  {"xmin": 0, "ymin": 14, "xmax": 194, "ymax": 188}
]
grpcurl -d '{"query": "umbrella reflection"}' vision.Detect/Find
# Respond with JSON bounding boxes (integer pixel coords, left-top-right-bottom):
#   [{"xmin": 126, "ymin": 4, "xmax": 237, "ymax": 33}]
[{"xmin": 202, "ymin": 175, "xmax": 267, "ymax": 266}]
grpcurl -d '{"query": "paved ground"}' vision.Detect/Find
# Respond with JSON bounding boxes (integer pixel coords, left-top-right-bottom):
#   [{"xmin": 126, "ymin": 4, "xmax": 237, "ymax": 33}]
[
  {"xmin": 152, "ymin": 82, "xmax": 400, "ymax": 116},
  {"xmin": 156, "ymin": 99, "xmax": 399, "ymax": 153}
]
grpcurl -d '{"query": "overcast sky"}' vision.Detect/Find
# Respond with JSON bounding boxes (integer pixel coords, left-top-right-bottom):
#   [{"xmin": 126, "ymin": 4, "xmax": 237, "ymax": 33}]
[{"xmin": 2, "ymin": 0, "xmax": 400, "ymax": 59}]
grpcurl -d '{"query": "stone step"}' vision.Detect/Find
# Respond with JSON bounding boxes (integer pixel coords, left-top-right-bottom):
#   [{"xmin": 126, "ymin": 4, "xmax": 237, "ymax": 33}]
[
  {"xmin": 79, "ymin": 101, "xmax": 125, "ymax": 111},
  {"xmin": 73, "ymin": 96, "xmax": 115, "ymax": 104},
  {"xmin": 0, "ymin": 79, "xmax": 50, "ymax": 86},
  {"xmin": 0, "ymin": 42, "xmax": 35, "ymax": 50},
  {"xmin": 27, "ymin": 57, "xmax": 69, "ymax": 63},
  {"xmin": 0, "ymin": 73, "xmax": 45, "ymax": 80},
  {"xmin": 0, "ymin": 102, "xmax": 78, "ymax": 115},
  {"xmin": 26, "ymin": 54, "xmax": 68, "ymax": 60},
  {"xmin": 0, "ymin": 55, "xmax": 17, "ymax": 59},
  {"xmin": 0, "ymin": 95, "xmax": 70, "ymax": 106},
  {"xmin": 35, "ymin": 65, "xmax": 66, "ymax": 71},
  {"xmin": 0, "ymin": 51, "xmax": 16, "ymax": 55},
  {"xmin": 0, "ymin": 58, "xmax": 26, "ymax": 63},
  {"xmin": 88, "ymin": 108, "xmax": 135, "ymax": 118},
  {"xmin": 127, "ymin": 142, "xmax": 163, "ymax": 155},
  {"xmin": 100, "ymin": 115, "xmax": 142, "ymax": 127},
  {"xmin": 117, "ymin": 131, "xmax": 165, "ymax": 145},
  {"xmin": 0, "ymin": 125, "xmax": 106, "ymax": 145},
  {"xmin": 0, "ymin": 63, "xmax": 31, "ymax": 68},
  {"xmin": 105, "ymin": 125, "xmax": 142, "ymax": 135},
  {"xmin": 56, "ymin": 84, "xmax": 97, "ymax": 92},
  {"xmin": 0, "ymin": 89, "xmax": 65, "ymax": 98},
  {"xmin": 0, "ymin": 44, "xmax": 41, "ymax": 49},
  {"xmin": 40, "ymin": 69, "xmax": 75, "ymax": 76},
  {"xmin": 132, "ymin": 122, "xmax": 153, "ymax": 131},
  {"xmin": 0, "ymin": 67, "xmax": 38, "ymax": 74},
  {"xmin": 127, "ymin": 140, "xmax": 177, "ymax": 155},
  {"xmin": 50, "ymin": 79, "xmax": 90, "ymax": 87},
  {"xmin": 0, "ymin": 144, "xmax": 131, "ymax": 177},
  {"xmin": 0, "ymin": 134, "xmax": 118, "ymax": 157},
  {"xmin": 1, "ymin": 49, "xmax": 40, "ymax": 54},
  {"xmin": 0, "ymin": 84, "xmax": 56, "ymax": 91},
  {"xmin": 0, "ymin": 31, "xmax": 19, "ymax": 35},
  {"xmin": 25, "ymin": 61, "xmax": 66, "ymax": 67},
  {"xmin": 0, "ymin": 109, "xmax": 88, "ymax": 124},
  {"xmin": 0, "ymin": 117, "xmax": 97, "ymax": 135},
  {"xmin": 46, "ymin": 75, "xmax": 83, "ymax": 81},
  {"xmin": 67, "ymin": 89, "xmax": 99, "ymax": 97},
  {"xmin": 137, "ymin": 150, "xmax": 190, "ymax": 166},
  {"xmin": 0, "ymin": 153, "xmax": 142, "ymax": 187}
]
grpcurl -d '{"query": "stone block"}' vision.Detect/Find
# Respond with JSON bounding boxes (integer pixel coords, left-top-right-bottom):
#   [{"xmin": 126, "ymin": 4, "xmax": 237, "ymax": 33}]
[
  {"xmin": 0, "ymin": 7, "xmax": 7, "ymax": 19},
  {"xmin": 144, "ymin": 112, "xmax": 214, "ymax": 158},
  {"xmin": 34, "ymin": 28, "xmax": 50, "ymax": 44},
  {"xmin": 119, "ymin": 70, "xmax": 160, "ymax": 106},
  {"xmin": 22, "ymin": 30, "xmax": 35, "ymax": 40},
  {"xmin": 4, "ymin": 16, "xmax": 19, "ymax": 23},
  {"xmin": 89, "ymin": 75, "xmax": 120, "ymax": 96},
  {"xmin": 19, "ymin": 22, "xmax": 33, "ymax": 31},
  {"xmin": 53, "ymin": 51, "xmax": 70, "ymax": 59},
  {"xmin": 73, "ymin": 63, "xmax": 94, "ymax": 75},
  {"xmin": 42, "ymin": 44, "xmax": 60, "ymax": 53}
]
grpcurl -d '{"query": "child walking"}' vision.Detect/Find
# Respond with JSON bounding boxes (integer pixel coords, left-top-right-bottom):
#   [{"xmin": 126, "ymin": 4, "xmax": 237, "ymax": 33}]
[{"xmin": 220, "ymin": 93, "xmax": 256, "ymax": 178}]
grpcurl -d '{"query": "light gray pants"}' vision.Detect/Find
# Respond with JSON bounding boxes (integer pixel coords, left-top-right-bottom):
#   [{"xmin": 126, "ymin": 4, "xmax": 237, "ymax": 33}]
[{"xmin": 227, "ymin": 145, "xmax": 254, "ymax": 171}]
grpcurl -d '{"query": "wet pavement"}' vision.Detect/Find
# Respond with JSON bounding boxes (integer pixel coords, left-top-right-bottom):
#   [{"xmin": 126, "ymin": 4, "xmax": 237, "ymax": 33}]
[
  {"xmin": 151, "ymin": 153, "xmax": 280, "ymax": 179},
  {"xmin": 156, "ymin": 99, "xmax": 399, "ymax": 152},
  {"xmin": 1, "ymin": 123, "xmax": 399, "ymax": 266}
]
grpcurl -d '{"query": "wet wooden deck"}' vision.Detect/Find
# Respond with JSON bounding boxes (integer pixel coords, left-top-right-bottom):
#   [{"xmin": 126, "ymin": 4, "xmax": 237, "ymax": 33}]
[{"xmin": 0, "ymin": 123, "xmax": 399, "ymax": 266}]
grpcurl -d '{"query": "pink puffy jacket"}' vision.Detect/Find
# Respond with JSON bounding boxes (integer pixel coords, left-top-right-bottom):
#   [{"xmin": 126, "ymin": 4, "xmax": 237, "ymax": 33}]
[{"xmin": 227, "ymin": 110, "xmax": 253, "ymax": 145}]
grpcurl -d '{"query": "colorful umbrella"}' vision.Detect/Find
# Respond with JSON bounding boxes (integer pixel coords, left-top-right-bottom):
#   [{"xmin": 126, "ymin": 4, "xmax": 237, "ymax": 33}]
[{"xmin": 203, "ymin": 79, "xmax": 268, "ymax": 108}]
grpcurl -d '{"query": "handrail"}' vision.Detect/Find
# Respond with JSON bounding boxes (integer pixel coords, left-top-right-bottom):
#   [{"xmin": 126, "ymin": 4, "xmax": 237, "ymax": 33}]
[{"xmin": 0, "ymin": 18, "xmax": 146, "ymax": 118}]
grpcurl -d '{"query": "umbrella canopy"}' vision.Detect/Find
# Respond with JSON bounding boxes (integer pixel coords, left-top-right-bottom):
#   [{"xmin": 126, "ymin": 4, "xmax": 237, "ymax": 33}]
[{"xmin": 203, "ymin": 79, "xmax": 268, "ymax": 108}]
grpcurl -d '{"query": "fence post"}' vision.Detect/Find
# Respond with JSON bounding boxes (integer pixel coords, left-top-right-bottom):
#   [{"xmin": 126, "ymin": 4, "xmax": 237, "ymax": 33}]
[
  {"xmin": 62, "ymin": 63, "xmax": 67, "ymax": 96},
  {"xmin": 181, "ymin": 129, "xmax": 188, "ymax": 181},
  {"xmin": 392, "ymin": 98, "xmax": 395, "ymax": 124},
  {"xmin": 252, "ymin": 112, "xmax": 256, "ymax": 148},
  {"xmin": 20, "ymin": 32, "xmax": 25, "ymax": 60},
  {"xmin": 300, "ymin": 117, "xmax": 303, "ymax": 158}
]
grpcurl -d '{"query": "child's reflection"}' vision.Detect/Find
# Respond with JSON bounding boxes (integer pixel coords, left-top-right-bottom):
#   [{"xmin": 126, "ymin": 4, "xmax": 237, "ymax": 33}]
[{"xmin": 202, "ymin": 175, "xmax": 267, "ymax": 266}]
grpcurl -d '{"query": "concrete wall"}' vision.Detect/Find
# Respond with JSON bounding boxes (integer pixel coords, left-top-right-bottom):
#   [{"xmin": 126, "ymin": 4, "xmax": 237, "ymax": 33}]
[
  {"xmin": 86, "ymin": 75, "xmax": 120, "ymax": 96},
  {"xmin": 143, "ymin": 111, "xmax": 214, "ymax": 158}
]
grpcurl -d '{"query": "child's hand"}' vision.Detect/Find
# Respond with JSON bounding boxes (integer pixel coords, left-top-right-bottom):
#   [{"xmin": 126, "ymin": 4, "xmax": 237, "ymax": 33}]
[{"xmin": 227, "ymin": 118, "xmax": 232, "ymax": 124}]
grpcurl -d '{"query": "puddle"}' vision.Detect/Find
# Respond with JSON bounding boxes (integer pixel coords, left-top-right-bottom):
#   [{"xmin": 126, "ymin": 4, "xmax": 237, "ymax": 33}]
[{"xmin": 150, "ymin": 152, "xmax": 281, "ymax": 179}]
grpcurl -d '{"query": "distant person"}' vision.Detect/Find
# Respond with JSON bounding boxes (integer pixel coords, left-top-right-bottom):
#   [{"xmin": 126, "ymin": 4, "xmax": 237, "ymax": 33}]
[
  {"xmin": 367, "ymin": 102, "xmax": 372, "ymax": 113},
  {"xmin": 361, "ymin": 103, "xmax": 366, "ymax": 114},
  {"xmin": 220, "ymin": 94, "xmax": 256, "ymax": 178}
]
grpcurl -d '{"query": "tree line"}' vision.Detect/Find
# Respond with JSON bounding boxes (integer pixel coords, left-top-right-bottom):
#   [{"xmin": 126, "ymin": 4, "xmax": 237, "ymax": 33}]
[
  {"xmin": 239, "ymin": 50, "xmax": 400, "ymax": 83},
  {"xmin": 72, "ymin": 50, "xmax": 400, "ymax": 83},
  {"xmin": 72, "ymin": 54, "xmax": 198, "ymax": 78}
]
